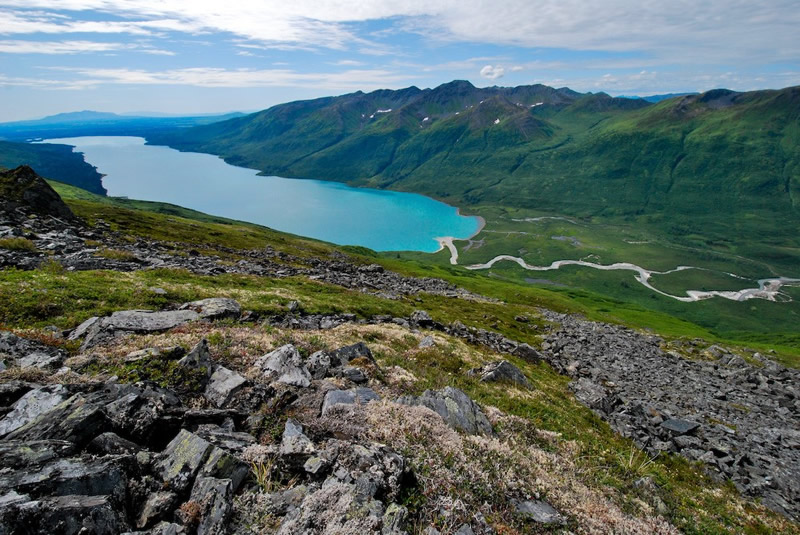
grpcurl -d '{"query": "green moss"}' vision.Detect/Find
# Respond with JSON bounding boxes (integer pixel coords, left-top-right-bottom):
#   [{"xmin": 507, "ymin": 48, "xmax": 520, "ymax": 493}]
[{"xmin": 0, "ymin": 237, "xmax": 36, "ymax": 251}]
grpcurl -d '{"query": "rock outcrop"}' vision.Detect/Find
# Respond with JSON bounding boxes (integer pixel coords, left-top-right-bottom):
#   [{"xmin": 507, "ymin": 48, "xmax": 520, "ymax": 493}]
[
  {"xmin": 0, "ymin": 165, "xmax": 75, "ymax": 220},
  {"xmin": 538, "ymin": 310, "xmax": 800, "ymax": 520}
]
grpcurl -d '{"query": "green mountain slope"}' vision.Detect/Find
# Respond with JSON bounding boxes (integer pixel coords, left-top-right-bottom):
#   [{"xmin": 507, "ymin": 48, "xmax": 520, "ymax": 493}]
[
  {"xmin": 0, "ymin": 140, "xmax": 105, "ymax": 194},
  {"xmin": 148, "ymin": 82, "xmax": 800, "ymax": 246}
]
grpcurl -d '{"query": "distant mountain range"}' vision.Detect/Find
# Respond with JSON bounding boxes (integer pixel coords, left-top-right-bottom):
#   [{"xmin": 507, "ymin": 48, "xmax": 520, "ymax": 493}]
[
  {"xmin": 0, "ymin": 111, "xmax": 245, "ymax": 141},
  {"xmin": 618, "ymin": 92, "xmax": 699, "ymax": 102},
  {"xmin": 148, "ymin": 81, "xmax": 800, "ymax": 245}
]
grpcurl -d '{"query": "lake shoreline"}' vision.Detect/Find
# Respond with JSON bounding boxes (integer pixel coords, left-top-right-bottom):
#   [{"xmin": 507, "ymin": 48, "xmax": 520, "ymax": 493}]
[{"xmin": 40, "ymin": 135, "xmax": 481, "ymax": 253}]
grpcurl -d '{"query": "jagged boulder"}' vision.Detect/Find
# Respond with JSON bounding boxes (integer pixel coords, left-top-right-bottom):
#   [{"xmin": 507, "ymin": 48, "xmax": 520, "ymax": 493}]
[
  {"xmin": 331, "ymin": 342, "xmax": 376, "ymax": 366},
  {"xmin": 469, "ymin": 360, "xmax": 531, "ymax": 389},
  {"xmin": 178, "ymin": 339, "xmax": 214, "ymax": 377},
  {"xmin": 4, "ymin": 393, "xmax": 110, "ymax": 453},
  {"xmin": 255, "ymin": 344, "xmax": 312, "ymax": 387},
  {"xmin": 0, "ymin": 440, "xmax": 73, "ymax": 470},
  {"xmin": 0, "ymin": 494, "xmax": 123, "ymax": 535},
  {"xmin": 186, "ymin": 477, "xmax": 233, "ymax": 535},
  {"xmin": 515, "ymin": 500, "xmax": 565, "ymax": 524},
  {"xmin": 0, "ymin": 331, "xmax": 66, "ymax": 369},
  {"xmin": 205, "ymin": 367, "xmax": 247, "ymax": 407},
  {"xmin": 398, "ymin": 387, "xmax": 492, "ymax": 436},
  {"xmin": 0, "ymin": 165, "xmax": 75, "ymax": 220},
  {"xmin": 0, "ymin": 384, "xmax": 69, "ymax": 437},
  {"xmin": 321, "ymin": 388, "xmax": 380, "ymax": 416}
]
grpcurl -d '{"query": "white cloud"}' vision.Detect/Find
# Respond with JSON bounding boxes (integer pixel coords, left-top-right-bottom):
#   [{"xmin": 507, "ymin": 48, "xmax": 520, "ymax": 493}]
[
  {"xmin": 331, "ymin": 59, "xmax": 365, "ymax": 66},
  {"xmin": 480, "ymin": 65, "xmax": 505, "ymax": 80},
  {"xmin": 0, "ymin": 39, "xmax": 124, "ymax": 53},
  {"xmin": 37, "ymin": 66, "xmax": 413, "ymax": 90},
  {"xmin": 0, "ymin": 39, "xmax": 174, "ymax": 55},
  {"xmin": 0, "ymin": 1, "xmax": 796, "ymax": 64}
]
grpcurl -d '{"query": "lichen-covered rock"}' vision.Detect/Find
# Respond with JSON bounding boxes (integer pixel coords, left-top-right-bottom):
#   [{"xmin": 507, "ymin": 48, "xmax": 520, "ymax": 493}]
[
  {"xmin": 321, "ymin": 388, "xmax": 380, "ymax": 416},
  {"xmin": 188, "ymin": 477, "xmax": 233, "ymax": 535},
  {"xmin": 82, "ymin": 309, "xmax": 201, "ymax": 349},
  {"xmin": 0, "ymin": 456, "xmax": 127, "ymax": 502},
  {"xmin": 178, "ymin": 339, "xmax": 214, "ymax": 378},
  {"xmin": 276, "ymin": 479, "xmax": 383, "ymax": 535},
  {"xmin": 280, "ymin": 419, "xmax": 316, "ymax": 457},
  {"xmin": 67, "ymin": 316, "xmax": 100, "ymax": 341},
  {"xmin": 381, "ymin": 503, "xmax": 408, "ymax": 535},
  {"xmin": 204, "ymin": 366, "xmax": 247, "ymax": 408},
  {"xmin": 104, "ymin": 384, "xmax": 183, "ymax": 445},
  {"xmin": 515, "ymin": 499, "xmax": 565, "ymax": 524},
  {"xmin": 0, "ymin": 440, "xmax": 73, "ymax": 469},
  {"xmin": 398, "ymin": 387, "xmax": 492, "ymax": 436},
  {"xmin": 137, "ymin": 491, "xmax": 177, "ymax": 529},
  {"xmin": 0, "ymin": 494, "xmax": 123, "ymax": 535},
  {"xmin": 512, "ymin": 342, "xmax": 542, "ymax": 363},
  {"xmin": 469, "ymin": 360, "xmax": 531, "ymax": 389},
  {"xmin": 410, "ymin": 310, "xmax": 435, "ymax": 327},
  {"xmin": 307, "ymin": 350, "xmax": 333, "ymax": 379},
  {"xmin": 4, "ymin": 393, "xmax": 110, "ymax": 452},
  {"xmin": 156, "ymin": 430, "xmax": 215, "ymax": 494},
  {"xmin": 418, "ymin": 335, "xmax": 435, "ymax": 349},
  {"xmin": 0, "ymin": 165, "xmax": 76, "ymax": 220},
  {"xmin": 0, "ymin": 384, "xmax": 69, "ymax": 437},
  {"xmin": 89, "ymin": 432, "xmax": 141, "ymax": 456},
  {"xmin": 181, "ymin": 298, "xmax": 241, "ymax": 321},
  {"xmin": 331, "ymin": 342, "xmax": 375, "ymax": 365},
  {"xmin": 255, "ymin": 344, "xmax": 312, "ymax": 388},
  {"xmin": 16, "ymin": 351, "xmax": 63, "ymax": 370}
]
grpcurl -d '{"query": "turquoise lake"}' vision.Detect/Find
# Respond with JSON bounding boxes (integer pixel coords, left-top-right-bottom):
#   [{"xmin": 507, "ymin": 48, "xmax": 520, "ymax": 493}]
[{"xmin": 43, "ymin": 136, "xmax": 480, "ymax": 252}]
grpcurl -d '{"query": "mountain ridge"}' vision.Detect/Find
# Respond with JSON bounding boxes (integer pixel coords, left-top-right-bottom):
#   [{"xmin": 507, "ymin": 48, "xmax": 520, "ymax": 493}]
[{"xmin": 147, "ymin": 81, "xmax": 800, "ymax": 246}]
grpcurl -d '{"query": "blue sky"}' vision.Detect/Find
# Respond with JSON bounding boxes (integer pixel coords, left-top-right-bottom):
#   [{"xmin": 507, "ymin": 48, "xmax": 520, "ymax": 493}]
[{"xmin": 1, "ymin": 0, "xmax": 798, "ymax": 121}]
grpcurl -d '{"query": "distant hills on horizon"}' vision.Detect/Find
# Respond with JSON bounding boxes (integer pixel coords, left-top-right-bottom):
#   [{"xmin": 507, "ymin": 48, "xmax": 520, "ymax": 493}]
[{"xmin": 0, "ymin": 89, "xmax": 708, "ymax": 125}]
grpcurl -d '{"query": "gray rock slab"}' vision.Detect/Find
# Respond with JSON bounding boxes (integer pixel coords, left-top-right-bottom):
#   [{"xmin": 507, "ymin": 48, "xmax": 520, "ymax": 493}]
[
  {"xmin": 255, "ymin": 344, "xmax": 312, "ymax": 387},
  {"xmin": 0, "ymin": 456, "xmax": 126, "ymax": 500},
  {"xmin": 67, "ymin": 316, "xmax": 99, "ymax": 341},
  {"xmin": 398, "ymin": 386, "xmax": 492, "ymax": 435},
  {"xmin": 661, "ymin": 418, "xmax": 701, "ymax": 435},
  {"xmin": 0, "ymin": 384, "xmax": 68, "ymax": 437},
  {"xmin": 156, "ymin": 430, "xmax": 215, "ymax": 493},
  {"xmin": 280, "ymin": 419, "xmax": 316, "ymax": 456},
  {"xmin": 516, "ymin": 500, "xmax": 564, "ymax": 524},
  {"xmin": 200, "ymin": 445, "xmax": 249, "ymax": 492},
  {"xmin": 104, "ymin": 309, "xmax": 200, "ymax": 332},
  {"xmin": 178, "ymin": 338, "xmax": 213, "ymax": 377},
  {"xmin": 512, "ymin": 343, "xmax": 542, "ymax": 362},
  {"xmin": 204, "ymin": 366, "xmax": 247, "ymax": 408},
  {"xmin": 4, "ymin": 393, "xmax": 108, "ymax": 451},
  {"xmin": 190, "ymin": 477, "xmax": 233, "ymax": 535},
  {"xmin": 306, "ymin": 350, "xmax": 333, "ymax": 379},
  {"xmin": 0, "ymin": 440, "xmax": 73, "ymax": 469},
  {"xmin": 5, "ymin": 494, "xmax": 122, "ymax": 535},
  {"xmin": 321, "ymin": 387, "xmax": 380, "ymax": 416},
  {"xmin": 331, "ymin": 342, "xmax": 375, "ymax": 365},
  {"xmin": 418, "ymin": 335, "xmax": 435, "ymax": 349},
  {"xmin": 262, "ymin": 485, "xmax": 309, "ymax": 516},
  {"xmin": 88, "ymin": 432, "xmax": 141, "ymax": 456},
  {"xmin": 474, "ymin": 360, "xmax": 531, "ymax": 389},
  {"xmin": 137, "ymin": 491, "xmax": 177, "ymax": 529},
  {"xmin": 16, "ymin": 351, "xmax": 63, "ymax": 370},
  {"xmin": 410, "ymin": 310, "xmax": 434, "ymax": 327},
  {"xmin": 181, "ymin": 298, "xmax": 241, "ymax": 320}
]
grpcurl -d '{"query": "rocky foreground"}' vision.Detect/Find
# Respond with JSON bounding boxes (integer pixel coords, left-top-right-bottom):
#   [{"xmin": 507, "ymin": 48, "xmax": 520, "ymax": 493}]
[{"xmin": 0, "ymin": 166, "xmax": 798, "ymax": 533}]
